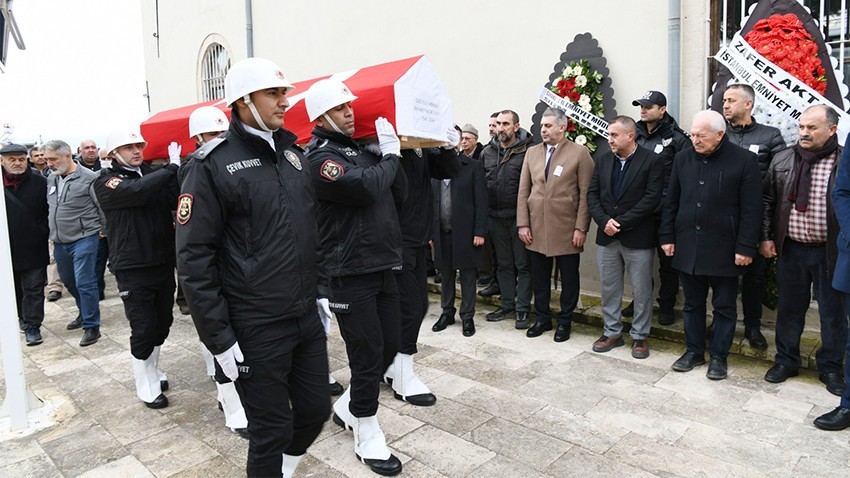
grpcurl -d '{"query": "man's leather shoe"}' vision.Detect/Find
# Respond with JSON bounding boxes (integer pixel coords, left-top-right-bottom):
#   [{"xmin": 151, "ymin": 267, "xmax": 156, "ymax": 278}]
[
  {"xmin": 432, "ymin": 313, "xmax": 455, "ymax": 331},
  {"xmin": 79, "ymin": 327, "xmax": 100, "ymax": 347},
  {"xmin": 145, "ymin": 393, "xmax": 168, "ymax": 409},
  {"xmin": 621, "ymin": 301, "xmax": 634, "ymax": 318},
  {"xmin": 658, "ymin": 308, "xmax": 675, "ymax": 326},
  {"xmin": 814, "ymin": 406, "xmax": 850, "ymax": 430},
  {"xmin": 764, "ymin": 363, "xmax": 798, "ymax": 383},
  {"xmin": 66, "ymin": 315, "xmax": 83, "ymax": 330},
  {"xmin": 515, "ymin": 312, "xmax": 530, "ymax": 330},
  {"xmin": 819, "ymin": 372, "xmax": 847, "ymax": 396},
  {"xmin": 526, "ymin": 319, "xmax": 552, "ymax": 338},
  {"xmin": 179, "ymin": 304, "xmax": 191, "ymax": 315},
  {"xmin": 478, "ymin": 284, "xmax": 501, "ymax": 297},
  {"xmin": 744, "ymin": 326, "xmax": 768, "ymax": 349},
  {"xmin": 25, "ymin": 327, "xmax": 43, "ymax": 346},
  {"xmin": 485, "ymin": 307, "xmax": 515, "ymax": 322},
  {"xmin": 233, "ymin": 427, "xmax": 250, "ymax": 439},
  {"xmin": 672, "ymin": 352, "xmax": 706, "ymax": 372},
  {"xmin": 462, "ymin": 319, "xmax": 475, "ymax": 337},
  {"xmin": 631, "ymin": 339, "xmax": 649, "ymax": 359},
  {"xmin": 706, "ymin": 355, "xmax": 728, "ymax": 380},
  {"xmin": 434, "ymin": 271, "xmax": 442, "ymax": 284},
  {"xmin": 592, "ymin": 335, "xmax": 624, "ymax": 352},
  {"xmin": 330, "ymin": 381, "xmax": 344, "ymax": 396},
  {"xmin": 553, "ymin": 323, "xmax": 571, "ymax": 342},
  {"xmin": 160, "ymin": 380, "xmax": 169, "ymax": 391},
  {"xmin": 47, "ymin": 290, "xmax": 62, "ymax": 302}
]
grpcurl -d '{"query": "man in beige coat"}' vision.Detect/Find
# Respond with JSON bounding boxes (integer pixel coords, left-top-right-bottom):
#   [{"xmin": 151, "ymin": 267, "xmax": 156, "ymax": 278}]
[{"xmin": 518, "ymin": 108, "xmax": 594, "ymax": 341}]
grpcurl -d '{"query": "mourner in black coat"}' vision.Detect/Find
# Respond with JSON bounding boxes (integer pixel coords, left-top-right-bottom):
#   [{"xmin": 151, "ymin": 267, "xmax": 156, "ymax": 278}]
[
  {"xmin": 660, "ymin": 110, "xmax": 761, "ymax": 381},
  {"xmin": 430, "ymin": 154, "xmax": 488, "ymax": 336}
]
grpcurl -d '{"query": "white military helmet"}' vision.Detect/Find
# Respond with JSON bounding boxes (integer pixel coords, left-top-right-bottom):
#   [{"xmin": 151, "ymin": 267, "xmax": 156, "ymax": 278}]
[
  {"xmin": 106, "ymin": 128, "xmax": 147, "ymax": 167},
  {"xmin": 189, "ymin": 106, "xmax": 229, "ymax": 139},
  {"xmin": 224, "ymin": 57, "xmax": 294, "ymax": 132},
  {"xmin": 305, "ymin": 78, "xmax": 358, "ymax": 122}
]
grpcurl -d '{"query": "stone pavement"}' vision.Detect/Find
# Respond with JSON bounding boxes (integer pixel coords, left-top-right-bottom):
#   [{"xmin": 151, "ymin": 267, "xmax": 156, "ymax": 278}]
[{"xmin": 1, "ymin": 273, "xmax": 849, "ymax": 477}]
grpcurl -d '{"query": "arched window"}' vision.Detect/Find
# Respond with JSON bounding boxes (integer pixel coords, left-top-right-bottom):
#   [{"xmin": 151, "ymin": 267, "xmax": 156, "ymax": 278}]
[{"xmin": 200, "ymin": 43, "xmax": 230, "ymax": 101}]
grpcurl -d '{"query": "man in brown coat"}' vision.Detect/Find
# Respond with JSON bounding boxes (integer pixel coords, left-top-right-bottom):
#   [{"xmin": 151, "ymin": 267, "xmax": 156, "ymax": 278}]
[{"xmin": 518, "ymin": 108, "xmax": 594, "ymax": 341}]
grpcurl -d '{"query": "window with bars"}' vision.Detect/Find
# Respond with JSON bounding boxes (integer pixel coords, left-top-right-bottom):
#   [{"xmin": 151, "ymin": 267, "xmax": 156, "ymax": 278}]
[
  {"xmin": 709, "ymin": 0, "xmax": 849, "ymax": 103},
  {"xmin": 200, "ymin": 43, "xmax": 230, "ymax": 102}
]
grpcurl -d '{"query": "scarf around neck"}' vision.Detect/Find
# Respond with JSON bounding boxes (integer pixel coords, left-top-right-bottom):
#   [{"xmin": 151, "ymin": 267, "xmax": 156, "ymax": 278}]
[{"xmin": 788, "ymin": 134, "xmax": 838, "ymax": 212}]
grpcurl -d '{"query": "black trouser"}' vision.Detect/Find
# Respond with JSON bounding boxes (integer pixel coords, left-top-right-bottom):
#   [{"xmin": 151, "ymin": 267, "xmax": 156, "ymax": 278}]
[
  {"xmin": 655, "ymin": 246, "xmax": 679, "ymax": 310},
  {"xmin": 14, "ymin": 267, "xmax": 46, "ymax": 328},
  {"xmin": 174, "ymin": 280, "xmax": 187, "ymax": 308},
  {"xmin": 232, "ymin": 313, "xmax": 330, "ymax": 477},
  {"xmin": 438, "ymin": 231, "xmax": 478, "ymax": 320},
  {"xmin": 530, "ymin": 250, "xmax": 579, "ymax": 325},
  {"xmin": 95, "ymin": 236, "xmax": 108, "ymax": 297},
  {"xmin": 115, "ymin": 264, "xmax": 175, "ymax": 360},
  {"xmin": 395, "ymin": 245, "xmax": 429, "ymax": 354},
  {"xmin": 331, "ymin": 270, "xmax": 400, "ymax": 417},
  {"xmin": 740, "ymin": 253, "xmax": 765, "ymax": 328},
  {"xmin": 680, "ymin": 273, "xmax": 738, "ymax": 359}
]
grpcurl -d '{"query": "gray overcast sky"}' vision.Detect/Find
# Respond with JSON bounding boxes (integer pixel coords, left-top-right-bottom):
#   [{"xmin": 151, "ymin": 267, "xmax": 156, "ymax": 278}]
[{"xmin": 0, "ymin": 0, "xmax": 148, "ymax": 147}]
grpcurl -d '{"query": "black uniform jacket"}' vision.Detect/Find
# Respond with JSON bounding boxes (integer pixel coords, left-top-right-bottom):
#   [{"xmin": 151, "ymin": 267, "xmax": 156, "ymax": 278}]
[
  {"xmin": 659, "ymin": 136, "xmax": 762, "ymax": 277},
  {"xmin": 176, "ymin": 119, "xmax": 326, "ymax": 355},
  {"xmin": 431, "ymin": 154, "xmax": 488, "ymax": 270},
  {"xmin": 305, "ymin": 126, "xmax": 407, "ymax": 277},
  {"xmin": 397, "ymin": 147, "xmax": 461, "ymax": 248},
  {"xmin": 587, "ymin": 145, "xmax": 663, "ymax": 249},
  {"xmin": 4, "ymin": 167, "xmax": 49, "ymax": 271},
  {"xmin": 635, "ymin": 113, "xmax": 691, "ymax": 206},
  {"xmin": 93, "ymin": 161, "xmax": 179, "ymax": 271}
]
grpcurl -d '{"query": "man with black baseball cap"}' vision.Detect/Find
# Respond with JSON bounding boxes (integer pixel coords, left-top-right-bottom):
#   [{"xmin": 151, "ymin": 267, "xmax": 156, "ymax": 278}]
[{"xmin": 622, "ymin": 90, "xmax": 691, "ymax": 326}]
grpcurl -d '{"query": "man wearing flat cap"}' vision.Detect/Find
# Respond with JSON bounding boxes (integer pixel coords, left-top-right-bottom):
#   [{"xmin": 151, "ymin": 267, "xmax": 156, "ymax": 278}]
[
  {"xmin": 623, "ymin": 90, "xmax": 691, "ymax": 326},
  {"xmin": 460, "ymin": 124, "xmax": 484, "ymax": 159},
  {"xmin": 1, "ymin": 143, "xmax": 50, "ymax": 346}
]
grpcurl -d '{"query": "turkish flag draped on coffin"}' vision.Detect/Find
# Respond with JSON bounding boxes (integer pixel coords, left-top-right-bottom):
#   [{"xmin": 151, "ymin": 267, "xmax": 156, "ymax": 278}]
[{"xmin": 140, "ymin": 55, "xmax": 453, "ymax": 160}]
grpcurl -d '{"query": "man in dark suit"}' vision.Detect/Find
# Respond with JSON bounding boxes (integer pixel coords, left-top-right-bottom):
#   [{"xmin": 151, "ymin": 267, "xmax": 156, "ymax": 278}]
[
  {"xmin": 587, "ymin": 116, "xmax": 663, "ymax": 359},
  {"xmin": 814, "ymin": 131, "xmax": 850, "ymax": 431},
  {"xmin": 661, "ymin": 110, "xmax": 761, "ymax": 380},
  {"xmin": 430, "ymin": 152, "xmax": 488, "ymax": 337}
]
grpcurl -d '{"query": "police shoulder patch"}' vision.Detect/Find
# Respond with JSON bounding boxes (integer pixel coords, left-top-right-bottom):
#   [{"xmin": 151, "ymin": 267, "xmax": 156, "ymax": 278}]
[
  {"xmin": 105, "ymin": 177, "xmax": 123, "ymax": 189},
  {"xmin": 284, "ymin": 150, "xmax": 302, "ymax": 170},
  {"xmin": 662, "ymin": 138, "xmax": 672, "ymax": 147},
  {"xmin": 176, "ymin": 194, "xmax": 193, "ymax": 225},
  {"xmin": 320, "ymin": 160, "xmax": 344, "ymax": 181}
]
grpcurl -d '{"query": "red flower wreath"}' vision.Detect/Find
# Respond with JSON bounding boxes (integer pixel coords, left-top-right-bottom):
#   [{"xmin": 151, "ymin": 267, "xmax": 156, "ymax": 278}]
[{"xmin": 744, "ymin": 13, "xmax": 826, "ymax": 94}]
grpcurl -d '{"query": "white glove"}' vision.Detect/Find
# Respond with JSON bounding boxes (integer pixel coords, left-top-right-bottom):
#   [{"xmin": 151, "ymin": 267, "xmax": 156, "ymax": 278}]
[
  {"xmin": 168, "ymin": 141, "xmax": 182, "ymax": 166},
  {"xmin": 375, "ymin": 117, "xmax": 401, "ymax": 157},
  {"xmin": 317, "ymin": 298, "xmax": 332, "ymax": 335},
  {"xmin": 214, "ymin": 342, "xmax": 244, "ymax": 382},
  {"xmin": 444, "ymin": 127, "xmax": 460, "ymax": 150},
  {"xmin": 360, "ymin": 142, "xmax": 383, "ymax": 157}
]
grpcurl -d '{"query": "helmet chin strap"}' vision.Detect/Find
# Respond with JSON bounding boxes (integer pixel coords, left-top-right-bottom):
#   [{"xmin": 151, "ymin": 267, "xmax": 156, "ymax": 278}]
[
  {"xmin": 195, "ymin": 135, "xmax": 206, "ymax": 146},
  {"xmin": 322, "ymin": 113, "xmax": 345, "ymax": 135},
  {"xmin": 243, "ymin": 94, "xmax": 278, "ymax": 133},
  {"xmin": 112, "ymin": 150, "xmax": 133, "ymax": 169}
]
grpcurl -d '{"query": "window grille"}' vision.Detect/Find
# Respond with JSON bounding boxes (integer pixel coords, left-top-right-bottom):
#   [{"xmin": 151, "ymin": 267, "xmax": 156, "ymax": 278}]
[{"xmin": 200, "ymin": 43, "xmax": 230, "ymax": 102}]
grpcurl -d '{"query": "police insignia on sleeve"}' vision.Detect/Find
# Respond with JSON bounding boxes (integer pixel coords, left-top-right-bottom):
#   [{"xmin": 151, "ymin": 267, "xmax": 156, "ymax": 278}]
[
  {"xmin": 176, "ymin": 194, "xmax": 193, "ymax": 225},
  {"xmin": 284, "ymin": 150, "xmax": 302, "ymax": 170},
  {"xmin": 320, "ymin": 160, "xmax": 344, "ymax": 181},
  {"xmin": 105, "ymin": 177, "xmax": 123, "ymax": 189}
]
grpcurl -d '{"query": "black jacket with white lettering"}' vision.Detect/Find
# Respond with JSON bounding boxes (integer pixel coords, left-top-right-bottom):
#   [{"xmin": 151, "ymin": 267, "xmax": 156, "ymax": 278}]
[
  {"xmin": 93, "ymin": 162, "xmax": 179, "ymax": 271},
  {"xmin": 176, "ymin": 118, "xmax": 327, "ymax": 355},
  {"xmin": 305, "ymin": 126, "xmax": 407, "ymax": 277}
]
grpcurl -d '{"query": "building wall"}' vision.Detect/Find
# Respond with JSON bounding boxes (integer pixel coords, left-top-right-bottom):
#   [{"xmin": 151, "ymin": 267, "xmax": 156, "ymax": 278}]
[{"xmin": 141, "ymin": 0, "xmax": 710, "ymax": 297}]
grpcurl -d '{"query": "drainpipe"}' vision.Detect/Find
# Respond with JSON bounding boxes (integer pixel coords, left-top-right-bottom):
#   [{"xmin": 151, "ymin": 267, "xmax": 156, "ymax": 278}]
[
  {"xmin": 668, "ymin": 0, "xmax": 681, "ymax": 119},
  {"xmin": 245, "ymin": 0, "xmax": 254, "ymax": 57}
]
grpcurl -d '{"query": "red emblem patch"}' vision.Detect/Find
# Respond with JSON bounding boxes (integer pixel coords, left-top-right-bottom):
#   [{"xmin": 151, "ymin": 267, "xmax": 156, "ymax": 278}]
[
  {"xmin": 176, "ymin": 194, "xmax": 193, "ymax": 225},
  {"xmin": 105, "ymin": 177, "xmax": 123, "ymax": 189},
  {"xmin": 320, "ymin": 160, "xmax": 344, "ymax": 181}
]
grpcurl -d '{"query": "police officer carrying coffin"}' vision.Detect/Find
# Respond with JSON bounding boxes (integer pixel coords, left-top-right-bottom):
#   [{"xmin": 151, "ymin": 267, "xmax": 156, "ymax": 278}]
[
  {"xmin": 177, "ymin": 58, "xmax": 331, "ymax": 478},
  {"xmin": 93, "ymin": 128, "xmax": 179, "ymax": 409},
  {"xmin": 304, "ymin": 78, "xmax": 407, "ymax": 476}
]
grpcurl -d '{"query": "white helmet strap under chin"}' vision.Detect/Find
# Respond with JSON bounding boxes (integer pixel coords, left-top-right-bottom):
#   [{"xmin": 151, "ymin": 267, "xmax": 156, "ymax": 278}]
[
  {"xmin": 243, "ymin": 94, "xmax": 278, "ymax": 133},
  {"xmin": 322, "ymin": 113, "xmax": 345, "ymax": 135},
  {"xmin": 112, "ymin": 150, "xmax": 133, "ymax": 168},
  {"xmin": 195, "ymin": 135, "xmax": 206, "ymax": 146}
]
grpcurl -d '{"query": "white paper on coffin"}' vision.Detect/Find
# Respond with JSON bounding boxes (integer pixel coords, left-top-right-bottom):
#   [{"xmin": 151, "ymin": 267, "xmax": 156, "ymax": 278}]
[{"xmin": 394, "ymin": 56, "xmax": 453, "ymax": 143}]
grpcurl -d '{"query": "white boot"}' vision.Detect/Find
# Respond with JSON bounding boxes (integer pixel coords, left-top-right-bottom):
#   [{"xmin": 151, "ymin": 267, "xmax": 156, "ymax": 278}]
[
  {"xmin": 281, "ymin": 453, "xmax": 304, "ymax": 478},
  {"xmin": 217, "ymin": 381, "xmax": 248, "ymax": 430},
  {"xmin": 390, "ymin": 353, "xmax": 436, "ymax": 406},
  {"xmin": 132, "ymin": 353, "xmax": 167, "ymax": 408},
  {"xmin": 151, "ymin": 345, "xmax": 168, "ymax": 390},
  {"xmin": 382, "ymin": 360, "xmax": 395, "ymax": 385},
  {"xmin": 353, "ymin": 415, "xmax": 402, "ymax": 476},
  {"xmin": 332, "ymin": 386, "xmax": 354, "ymax": 431},
  {"xmin": 200, "ymin": 342, "xmax": 216, "ymax": 378}
]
